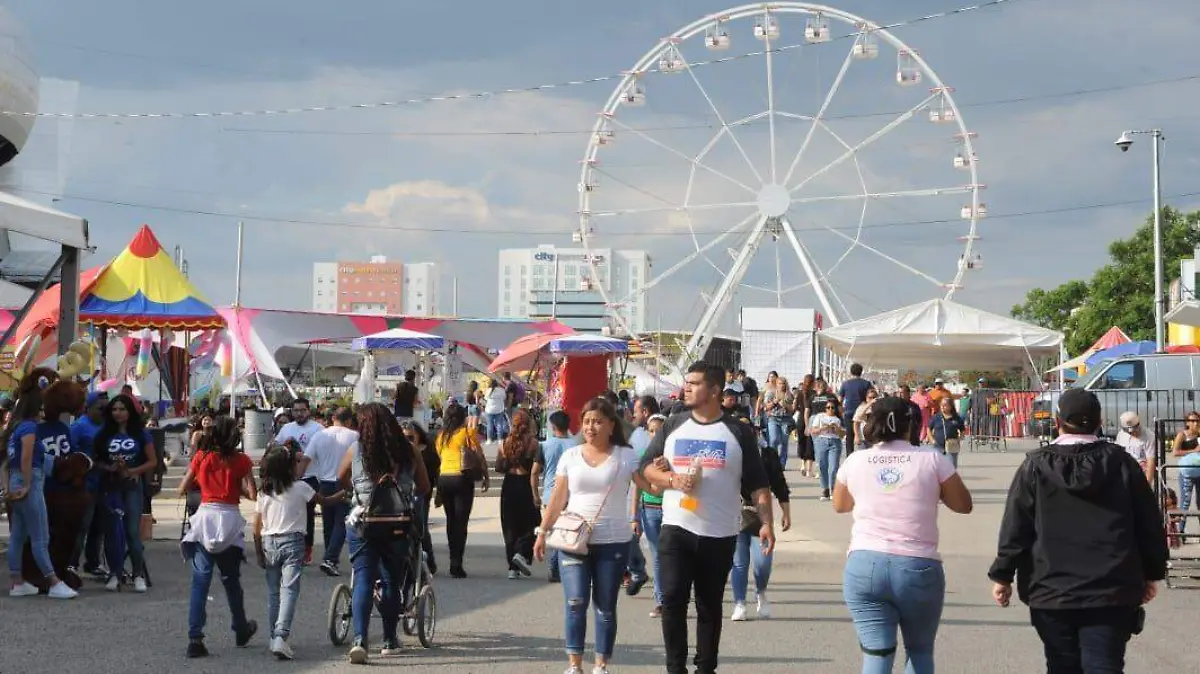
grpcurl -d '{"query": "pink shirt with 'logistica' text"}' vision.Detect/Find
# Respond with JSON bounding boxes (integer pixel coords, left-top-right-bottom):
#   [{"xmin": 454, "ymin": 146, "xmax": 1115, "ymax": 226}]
[{"xmin": 836, "ymin": 440, "xmax": 957, "ymax": 560}]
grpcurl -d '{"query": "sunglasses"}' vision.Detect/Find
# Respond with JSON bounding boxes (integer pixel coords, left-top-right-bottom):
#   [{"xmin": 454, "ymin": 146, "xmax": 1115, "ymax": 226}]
[{"xmin": 1188, "ymin": 419, "xmax": 1200, "ymax": 423}]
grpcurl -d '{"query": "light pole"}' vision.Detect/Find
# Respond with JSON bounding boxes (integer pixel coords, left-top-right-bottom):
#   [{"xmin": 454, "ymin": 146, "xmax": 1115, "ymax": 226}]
[{"xmin": 1116, "ymin": 129, "xmax": 1166, "ymax": 350}]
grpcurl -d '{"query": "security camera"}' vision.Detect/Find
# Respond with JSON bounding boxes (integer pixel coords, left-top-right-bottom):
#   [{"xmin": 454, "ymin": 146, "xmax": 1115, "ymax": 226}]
[{"xmin": 1115, "ymin": 131, "xmax": 1134, "ymax": 152}]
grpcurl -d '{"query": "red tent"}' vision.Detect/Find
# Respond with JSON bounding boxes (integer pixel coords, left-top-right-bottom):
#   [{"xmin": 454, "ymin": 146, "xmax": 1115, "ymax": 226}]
[{"xmin": 1088, "ymin": 326, "xmax": 1131, "ymax": 352}]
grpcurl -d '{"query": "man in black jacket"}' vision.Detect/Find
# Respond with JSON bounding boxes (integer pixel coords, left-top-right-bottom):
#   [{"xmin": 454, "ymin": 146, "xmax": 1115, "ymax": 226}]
[{"xmin": 988, "ymin": 388, "xmax": 1168, "ymax": 673}]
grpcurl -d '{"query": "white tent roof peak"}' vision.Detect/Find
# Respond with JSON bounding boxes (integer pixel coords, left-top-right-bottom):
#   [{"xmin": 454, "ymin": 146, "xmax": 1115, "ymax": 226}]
[{"xmin": 818, "ymin": 298, "xmax": 1064, "ymax": 370}]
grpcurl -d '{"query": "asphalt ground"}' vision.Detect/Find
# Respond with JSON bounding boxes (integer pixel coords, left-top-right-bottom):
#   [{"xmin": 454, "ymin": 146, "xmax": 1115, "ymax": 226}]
[{"xmin": 2, "ymin": 441, "xmax": 1197, "ymax": 673}]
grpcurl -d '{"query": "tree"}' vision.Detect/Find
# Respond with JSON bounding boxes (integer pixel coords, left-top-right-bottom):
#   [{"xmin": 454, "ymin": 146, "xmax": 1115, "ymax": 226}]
[{"xmin": 1011, "ymin": 207, "xmax": 1200, "ymax": 354}]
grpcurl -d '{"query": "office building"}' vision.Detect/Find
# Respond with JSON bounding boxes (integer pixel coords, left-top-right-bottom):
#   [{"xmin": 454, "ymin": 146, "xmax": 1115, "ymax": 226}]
[
  {"xmin": 497, "ymin": 245, "xmax": 650, "ymax": 334},
  {"xmin": 312, "ymin": 256, "xmax": 439, "ymax": 316}
]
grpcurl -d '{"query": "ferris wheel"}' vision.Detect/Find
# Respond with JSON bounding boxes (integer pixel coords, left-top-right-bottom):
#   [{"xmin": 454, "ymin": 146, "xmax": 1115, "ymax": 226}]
[{"xmin": 576, "ymin": 2, "xmax": 984, "ymax": 369}]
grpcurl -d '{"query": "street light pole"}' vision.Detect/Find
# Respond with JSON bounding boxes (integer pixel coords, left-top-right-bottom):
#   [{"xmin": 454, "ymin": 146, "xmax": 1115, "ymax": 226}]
[{"xmin": 1117, "ymin": 129, "xmax": 1166, "ymax": 351}]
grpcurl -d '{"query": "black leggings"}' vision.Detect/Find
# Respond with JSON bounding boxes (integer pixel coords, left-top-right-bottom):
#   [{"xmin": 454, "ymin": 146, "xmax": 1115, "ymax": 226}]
[
  {"xmin": 438, "ymin": 474, "xmax": 476, "ymax": 569},
  {"xmin": 499, "ymin": 473, "xmax": 538, "ymax": 571},
  {"xmin": 303, "ymin": 476, "xmax": 320, "ymax": 550}
]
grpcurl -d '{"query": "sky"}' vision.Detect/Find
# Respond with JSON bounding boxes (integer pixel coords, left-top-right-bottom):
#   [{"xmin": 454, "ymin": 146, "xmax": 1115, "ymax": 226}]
[{"xmin": 2, "ymin": 0, "xmax": 1199, "ymax": 338}]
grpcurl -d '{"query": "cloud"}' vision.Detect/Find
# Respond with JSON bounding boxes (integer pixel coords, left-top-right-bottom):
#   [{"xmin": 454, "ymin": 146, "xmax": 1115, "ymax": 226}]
[{"xmin": 345, "ymin": 180, "xmax": 492, "ymax": 226}]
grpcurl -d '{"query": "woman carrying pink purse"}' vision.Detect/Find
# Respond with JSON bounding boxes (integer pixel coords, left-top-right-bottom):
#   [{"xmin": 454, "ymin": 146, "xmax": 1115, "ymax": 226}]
[{"xmin": 534, "ymin": 397, "xmax": 651, "ymax": 674}]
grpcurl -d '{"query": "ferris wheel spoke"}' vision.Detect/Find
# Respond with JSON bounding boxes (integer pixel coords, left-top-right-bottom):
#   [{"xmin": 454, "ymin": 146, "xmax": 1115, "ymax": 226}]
[
  {"xmin": 589, "ymin": 202, "xmax": 757, "ymax": 218},
  {"xmin": 818, "ymin": 223, "xmax": 945, "ymax": 288},
  {"xmin": 609, "ymin": 212, "xmax": 758, "ymax": 307},
  {"xmin": 781, "ymin": 36, "xmax": 858, "ymax": 187},
  {"xmin": 764, "ymin": 30, "xmax": 778, "ymax": 182},
  {"xmin": 790, "ymin": 185, "xmax": 973, "ymax": 206},
  {"xmin": 788, "ymin": 93, "xmax": 938, "ymax": 196},
  {"xmin": 675, "ymin": 46, "xmax": 765, "ymax": 184},
  {"xmin": 608, "ymin": 117, "xmax": 757, "ymax": 194}
]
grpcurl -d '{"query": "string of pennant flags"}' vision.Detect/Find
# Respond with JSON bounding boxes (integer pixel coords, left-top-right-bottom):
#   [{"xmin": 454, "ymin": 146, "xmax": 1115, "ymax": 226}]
[{"xmin": 0, "ymin": 0, "xmax": 1023, "ymax": 121}]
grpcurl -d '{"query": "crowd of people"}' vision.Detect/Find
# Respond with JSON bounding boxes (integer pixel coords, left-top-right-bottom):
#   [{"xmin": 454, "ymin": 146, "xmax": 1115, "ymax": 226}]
[{"xmin": 1, "ymin": 358, "xmax": 1177, "ymax": 673}]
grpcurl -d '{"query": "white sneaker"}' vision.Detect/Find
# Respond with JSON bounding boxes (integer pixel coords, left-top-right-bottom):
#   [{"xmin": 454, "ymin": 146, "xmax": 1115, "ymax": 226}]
[
  {"xmin": 756, "ymin": 592, "xmax": 772, "ymax": 619},
  {"xmin": 507, "ymin": 570, "xmax": 519, "ymax": 580},
  {"xmin": 563, "ymin": 667, "xmax": 584, "ymax": 674},
  {"xmin": 730, "ymin": 602, "xmax": 748, "ymax": 621},
  {"xmin": 48, "ymin": 582, "xmax": 78, "ymax": 600},
  {"xmin": 270, "ymin": 636, "xmax": 294, "ymax": 660},
  {"xmin": 511, "ymin": 553, "xmax": 534, "ymax": 577},
  {"xmin": 133, "ymin": 576, "xmax": 148, "ymax": 593},
  {"xmin": 9, "ymin": 582, "xmax": 39, "ymax": 597},
  {"xmin": 592, "ymin": 666, "xmax": 610, "ymax": 674},
  {"xmin": 105, "ymin": 575, "xmax": 119, "ymax": 592}
]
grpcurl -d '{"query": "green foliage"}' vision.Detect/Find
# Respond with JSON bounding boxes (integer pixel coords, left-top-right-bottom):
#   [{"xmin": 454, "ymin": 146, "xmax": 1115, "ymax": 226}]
[{"xmin": 1011, "ymin": 207, "xmax": 1200, "ymax": 354}]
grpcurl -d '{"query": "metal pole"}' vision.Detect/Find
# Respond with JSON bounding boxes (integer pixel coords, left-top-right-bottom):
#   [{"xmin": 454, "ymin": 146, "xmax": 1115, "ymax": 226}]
[
  {"xmin": 452, "ymin": 276, "xmax": 458, "ymax": 317},
  {"xmin": 231, "ymin": 222, "xmax": 244, "ymax": 419},
  {"xmin": 1152, "ymin": 131, "xmax": 1166, "ymax": 351},
  {"xmin": 551, "ymin": 252, "xmax": 560, "ymax": 320}
]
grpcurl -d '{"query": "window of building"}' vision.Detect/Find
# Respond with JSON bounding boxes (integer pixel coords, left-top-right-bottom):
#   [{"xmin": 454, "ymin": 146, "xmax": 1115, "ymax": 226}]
[
  {"xmin": 504, "ymin": 278, "xmax": 511, "ymax": 290},
  {"xmin": 505, "ymin": 265, "xmax": 512, "ymax": 277}
]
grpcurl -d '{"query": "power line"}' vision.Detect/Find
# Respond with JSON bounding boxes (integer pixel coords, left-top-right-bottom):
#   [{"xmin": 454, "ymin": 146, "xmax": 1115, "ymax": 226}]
[
  {"xmin": 15, "ymin": 185, "xmax": 1196, "ymax": 237},
  {"xmin": 0, "ymin": 0, "xmax": 1025, "ymax": 121}
]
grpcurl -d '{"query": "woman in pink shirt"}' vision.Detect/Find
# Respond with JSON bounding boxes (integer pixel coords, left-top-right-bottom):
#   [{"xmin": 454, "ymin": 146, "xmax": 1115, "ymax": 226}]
[{"xmin": 833, "ymin": 397, "xmax": 973, "ymax": 674}]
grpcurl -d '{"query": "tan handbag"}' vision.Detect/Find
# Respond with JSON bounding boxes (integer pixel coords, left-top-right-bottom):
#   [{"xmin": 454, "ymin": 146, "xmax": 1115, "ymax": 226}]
[
  {"xmin": 139, "ymin": 513, "xmax": 155, "ymax": 542},
  {"xmin": 545, "ymin": 468, "xmax": 618, "ymax": 556}
]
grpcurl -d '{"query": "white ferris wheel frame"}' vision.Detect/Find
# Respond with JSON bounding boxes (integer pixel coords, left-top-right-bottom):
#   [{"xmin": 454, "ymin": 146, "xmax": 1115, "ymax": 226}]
[{"xmin": 577, "ymin": 2, "xmax": 983, "ymax": 370}]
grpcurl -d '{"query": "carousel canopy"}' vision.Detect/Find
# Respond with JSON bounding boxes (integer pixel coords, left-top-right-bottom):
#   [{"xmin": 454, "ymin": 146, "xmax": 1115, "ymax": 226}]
[
  {"xmin": 80, "ymin": 224, "xmax": 223, "ymax": 330},
  {"xmin": 351, "ymin": 327, "xmax": 445, "ymax": 351}
]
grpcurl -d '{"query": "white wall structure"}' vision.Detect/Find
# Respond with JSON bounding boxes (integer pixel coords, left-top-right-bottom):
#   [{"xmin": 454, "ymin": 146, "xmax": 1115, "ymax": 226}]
[
  {"xmin": 403, "ymin": 262, "xmax": 438, "ymax": 317},
  {"xmin": 498, "ymin": 244, "xmax": 650, "ymax": 334},
  {"xmin": 311, "ymin": 262, "xmax": 338, "ymax": 312},
  {"xmin": 740, "ymin": 307, "xmax": 820, "ymax": 385}
]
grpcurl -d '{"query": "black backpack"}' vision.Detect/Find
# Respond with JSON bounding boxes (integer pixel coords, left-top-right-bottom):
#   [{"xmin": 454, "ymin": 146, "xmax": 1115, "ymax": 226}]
[{"xmin": 359, "ymin": 469, "xmax": 415, "ymax": 539}]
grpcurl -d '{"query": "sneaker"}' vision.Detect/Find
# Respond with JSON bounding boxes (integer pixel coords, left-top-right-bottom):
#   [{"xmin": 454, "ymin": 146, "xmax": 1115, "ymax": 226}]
[
  {"xmin": 105, "ymin": 575, "xmax": 120, "ymax": 592},
  {"xmin": 449, "ymin": 566, "xmax": 467, "ymax": 579},
  {"xmin": 186, "ymin": 639, "xmax": 208, "ymax": 659},
  {"xmin": 508, "ymin": 570, "xmax": 519, "ymax": 580},
  {"xmin": 820, "ymin": 489, "xmax": 831, "ymax": 501},
  {"xmin": 270, "ymin": 636, "xmax": 294, "ymax": 661},
  {"xmin": 133, "ymin": 576, "xmax": 148, "ymax": 593},
  {"xmin": 9, "ymin": 582, "xmax": 38, "ymax": 597},
  {"xmin": 730, "ymin": 602, "xmax": 748, "ymax": 622},
  {"xmin": 756, "ymin": 592, "xmax": 772, "ymax": 619},
  {"xmin": 320, "ymin": 560, "xmax": 340, "ymax": 577},
  {"xmin": 511, "ymin": 553, "xmax": 533, "ymax": 577},
  {"xmin": 349, "ymin": 638, "xmax": 368, "ymax": 665},
  {"xmin": 48, "ymin": 582, "xmax": 78, "ymax": 600},
  {"xmin": 649, "ymin": 605, "xmax": 662, "ymax": 618},
  {"xmin": 380, "ymin": 639, "xmax": 403, "ymax": 656},
  {"xmin": 235, "ymin": 620, "xmax": 258, "ymax": 647},
  {"xmin": 83, "ymin": 565, "xmax": 105, "ymax": 579},
  {"xmin": 563, "ymin": 667, "xmax": 584, "ymax": 674},
  {"xmin": 626, "ymin": 574, "xmax": 647, "ymax": 596},
  {"xmin": 592, "ymin": 666, "xmax": 610, "ymax": 674}
]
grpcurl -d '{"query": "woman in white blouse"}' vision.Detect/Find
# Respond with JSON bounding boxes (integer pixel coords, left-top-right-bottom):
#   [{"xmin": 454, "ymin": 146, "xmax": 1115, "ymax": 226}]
[{"xmin": 534, "ymin": 397, "xmax": 650, "ymax": 674}]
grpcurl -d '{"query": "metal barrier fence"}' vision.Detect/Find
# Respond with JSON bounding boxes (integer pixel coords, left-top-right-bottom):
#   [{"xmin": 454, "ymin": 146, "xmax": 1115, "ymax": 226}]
[{"xmin": 1154, "ymin": 418, "xmax": 1200, "ymax": 589}]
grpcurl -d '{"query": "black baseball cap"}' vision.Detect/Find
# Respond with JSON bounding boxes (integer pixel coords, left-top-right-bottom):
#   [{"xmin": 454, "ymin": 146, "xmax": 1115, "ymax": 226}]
[
  {"xmin": 1057, "ymin": 388, "xmax": 1101, "ymax": 433},
  {"xmin": 722, "ymin": 388, "xmax": 739, "ymax": 399}
]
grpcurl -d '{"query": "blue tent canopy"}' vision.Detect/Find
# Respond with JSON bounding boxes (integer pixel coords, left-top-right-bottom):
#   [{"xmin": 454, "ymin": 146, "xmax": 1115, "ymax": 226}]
[
  {"xmin": 351, "ymin": 327, "xmax": 446, "ymax": 352},
  {"xmin": 1084, "ymin": 340, "xmax": 1157, "ymax": 368},
  {"xmin": 549, "ymin": 334, "xmax": 628, "ymax": 355}
]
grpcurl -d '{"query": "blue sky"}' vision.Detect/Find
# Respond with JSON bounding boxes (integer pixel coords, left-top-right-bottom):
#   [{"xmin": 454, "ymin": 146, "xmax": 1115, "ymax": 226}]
[{"xmin": 3, "ymin": 0, "xmax": 1199, "ymax": 335}]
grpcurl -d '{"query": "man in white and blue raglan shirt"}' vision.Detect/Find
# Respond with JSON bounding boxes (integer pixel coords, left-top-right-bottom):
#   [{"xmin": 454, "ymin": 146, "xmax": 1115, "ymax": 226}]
[
  {"xmin": 641, "ymin": 362, "xmax": 775, "ymax": 674},
  {"xmin": 532, "ymin": 410, "xmax": 575, "ymax": 583},
  {"xmin": 273, "ymin": 397, "xmax": 324, "ymax": 564}
]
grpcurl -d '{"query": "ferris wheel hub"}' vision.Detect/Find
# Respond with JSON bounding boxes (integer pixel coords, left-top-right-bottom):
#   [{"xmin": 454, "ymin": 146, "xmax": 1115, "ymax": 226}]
[{"xmin": 756, "ymin": 184, "xmax": 791, "ymax": 218}]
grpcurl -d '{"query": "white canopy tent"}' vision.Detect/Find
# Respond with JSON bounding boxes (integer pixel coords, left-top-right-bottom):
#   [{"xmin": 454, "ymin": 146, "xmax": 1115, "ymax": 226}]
[{"xmin": 818, "ymin": 299, "xmax": 1065, "ymax": 372}]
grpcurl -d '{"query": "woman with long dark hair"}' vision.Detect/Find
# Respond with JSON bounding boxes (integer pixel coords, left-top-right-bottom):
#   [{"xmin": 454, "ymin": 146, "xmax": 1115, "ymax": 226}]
[
  {"xmin": 434, "ymin": 404, "xmax": 489, "ymax": 578},
  {"xmin": 188, "ymin": 411, "xmax": 213, "ymax": 458},
  {"xmin": 94, "ymin": 393, "xmax": 157, "ymax": 593},
  {"xmin": 178, "ymin": 415, "xmax": 258, "ymax": 658},
  {"xmin": 534, "ymin": 397, "xmax": 649, "ymax": 674},
  {"xmin": 497, "ymin": 409, "xmax": 540, "ymax": 578},
  {"xmin": 402, "ymin": 420, "xmax": 438, "ymax": 575},
  {"xmin": 336, "ymin": 403, "xmax": 430, "ymax": 664},
  {"xmin": 796, "ymin": 375, "xmax": 816, "ymax": 477}
]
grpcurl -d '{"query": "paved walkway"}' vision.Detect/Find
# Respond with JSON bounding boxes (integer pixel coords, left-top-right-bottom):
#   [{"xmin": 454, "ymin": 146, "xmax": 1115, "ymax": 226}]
[{"xmin": 2, "ymin": 443, "xmax": 1197, "ymax": 673}]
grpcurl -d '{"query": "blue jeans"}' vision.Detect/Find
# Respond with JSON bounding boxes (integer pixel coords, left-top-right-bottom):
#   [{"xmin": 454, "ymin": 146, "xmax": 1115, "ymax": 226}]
[
  {"xmin": 187, "ymin": 545, "xmax": 250, "ymax": 640},
  {"xmin": 767, "ymin": 418, "xmax": 789, "ymax": 469},
  {"xmin": 843, "ymin": 550, "xmax": 945, "ymax": 674},
  {"xmin": 815, "ymin": 436, "xmax": 843, "ymax": 491},
  {"xmin": 1180, "ymin": 467, "xmax": 1200, "ymax": 532},
  {"xmin": 7, "ymin": 469, "xmax": 54, "ymax": 578},
  {"xmin": 319, "ymin": 481, "xmax": 348, "ymax": 563},
  {"xmin": 640, "ymin": 506, "xmax": 664, "ymax": 606},
  {"xmin": 731, "ymin": 530, "xmax": 772, "ymax": 603},
  {"xmin": 543, "ymin": 507, "xmax": 561, "ymax": 579},
  {"xmin": 106, "ymin": 483, "xmax": 146, "ymax": 577},
  {"xmin": 627, "ymin": 531, "xmax": 646, "ymax": 582},
  {"xmin": 486, "ymin": 413, "xmax": 507, "ymax": 442},
  {"xmin": 264, "ymin": 532, "xmax": 305, "ymax": 639},
  {"xmin": 347, "ymin": 529, "xmax": 409, "ymax": 646},
  {"xmin": 561, "ymin": 540, "xmax": 628, "ymax": 658}
]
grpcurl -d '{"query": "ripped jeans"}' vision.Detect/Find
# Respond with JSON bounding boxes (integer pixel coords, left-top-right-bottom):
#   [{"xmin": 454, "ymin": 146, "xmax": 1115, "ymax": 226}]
[{"xmin": 560, "ymin": 540, "xmax": 628, "ymax": 659}]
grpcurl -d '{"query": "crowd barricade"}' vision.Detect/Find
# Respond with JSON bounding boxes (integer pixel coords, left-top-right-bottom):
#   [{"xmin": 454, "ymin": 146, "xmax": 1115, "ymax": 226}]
[{"xmin": 1154, "ymin": 418, "xmax": 1200, "ymax": 589}]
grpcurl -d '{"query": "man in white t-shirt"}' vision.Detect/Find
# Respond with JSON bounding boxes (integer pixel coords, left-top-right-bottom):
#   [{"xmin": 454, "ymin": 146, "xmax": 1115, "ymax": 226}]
[
  {"xmin": 273, "ymin": 397, "xmax": 325, "ymax": 564},
  {"xmin": 1115, "ymin": 411, "xmax": 1157, "ymax": 487},
  {"xmin": 304, "ymin": 407, "xmax": 359, "ymax": 577},
  {"xmin": 640, "ymin": 362, "xmax": 773, "ymax": 674}
]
